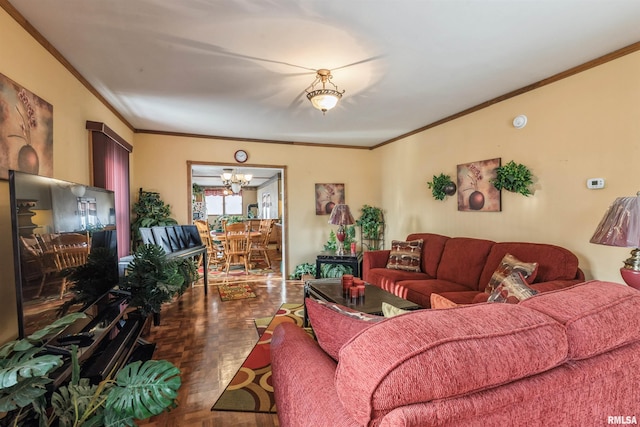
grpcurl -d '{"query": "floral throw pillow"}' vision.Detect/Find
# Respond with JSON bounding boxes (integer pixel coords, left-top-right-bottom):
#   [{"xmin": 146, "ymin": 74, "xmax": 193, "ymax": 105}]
[
  {"xmin": 386, "ymin": 239, "xmax": 423, "ymax": 272},
  {"xmin": 485, "ymin": 253, "xmax": 538, "ymax": 294},
  {"xmin": 488, "ymin": 271, "xmax": 538, "ymax": 304}
]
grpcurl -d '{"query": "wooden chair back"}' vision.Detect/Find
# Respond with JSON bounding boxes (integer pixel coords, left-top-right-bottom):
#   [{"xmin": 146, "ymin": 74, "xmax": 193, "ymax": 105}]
[{"xmin": 223, "ymin": 222, "xmax": 251, "ymax": 273}]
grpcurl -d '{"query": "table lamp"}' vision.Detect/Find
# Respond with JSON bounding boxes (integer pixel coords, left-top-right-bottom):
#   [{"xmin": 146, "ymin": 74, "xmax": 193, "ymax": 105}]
[
  {"xmin": 328, "ymin": 204, "xmax": 355, "ymax": 256},
  {"xmin": 590, "ymin": 193, "xmax": 640, "ymax": 290}
]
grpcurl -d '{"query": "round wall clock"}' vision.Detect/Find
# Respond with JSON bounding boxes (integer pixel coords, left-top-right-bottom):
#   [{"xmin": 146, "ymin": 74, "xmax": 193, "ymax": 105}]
[{"xmin": 234, "ymin": 149, "xmax": 248, "ymax": 163}]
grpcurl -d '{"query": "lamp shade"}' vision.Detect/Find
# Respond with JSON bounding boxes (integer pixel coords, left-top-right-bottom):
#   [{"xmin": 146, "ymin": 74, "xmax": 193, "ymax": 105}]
[
  {"xmin": 590, "ymin": 195, "xmax": 640, "ymax": 248},
  {"xmin": 328, "ymin": 204, "xmax": 355, "ymax": 226}
]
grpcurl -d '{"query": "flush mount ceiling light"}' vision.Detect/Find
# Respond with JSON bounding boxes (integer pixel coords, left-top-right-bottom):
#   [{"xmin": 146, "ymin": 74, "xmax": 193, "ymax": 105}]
[{"xmin": 305, "ymin": 69, "xmax": 345, "ymax": 114}]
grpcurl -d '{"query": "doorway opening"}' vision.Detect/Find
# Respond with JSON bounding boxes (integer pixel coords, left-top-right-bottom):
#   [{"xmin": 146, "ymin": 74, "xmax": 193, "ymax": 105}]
[{"xmin": 187, "ymin": 161, "xmax": 287, "ymax": 276}]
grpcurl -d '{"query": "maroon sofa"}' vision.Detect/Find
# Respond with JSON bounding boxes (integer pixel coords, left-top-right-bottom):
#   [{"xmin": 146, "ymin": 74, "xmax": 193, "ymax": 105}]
[
  {"xmin": 271, "ymin": 281, "xmax": 640, "ymax": 426},
  {"xmin": 363, "ymin": 233, "xmax": 585, "ymax": 307}
]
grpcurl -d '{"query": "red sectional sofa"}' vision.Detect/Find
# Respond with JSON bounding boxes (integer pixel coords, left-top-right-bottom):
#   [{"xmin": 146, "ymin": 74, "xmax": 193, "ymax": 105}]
[
  {"xmin": 271, "ymin": 281, "xmax": 640, "ymax": 426},
  {"xmin": 363, "ymin": 233, "xmax": 585, "ymax": 307}
]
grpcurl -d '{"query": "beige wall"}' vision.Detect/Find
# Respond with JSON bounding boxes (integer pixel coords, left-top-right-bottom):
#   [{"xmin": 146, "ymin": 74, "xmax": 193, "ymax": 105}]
[
  {"xmin": 0, "ymin": 8, "xmax": 134, "ymax": 342},
  {"xmin": 377, "ymin": 51, "xmax": 640, "ymax": 282},
  {"xmin": 130, "ymin": 134, "xmax": 380, "ymax": 274}
]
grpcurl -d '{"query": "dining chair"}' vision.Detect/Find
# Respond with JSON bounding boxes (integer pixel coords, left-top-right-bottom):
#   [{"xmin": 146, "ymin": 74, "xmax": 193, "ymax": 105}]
[
  {"xmin": 250, "ymin": 219, "xmax": 274, "ymax": 268},
  {"xmin": 223, "ymin": 222, "xmax": 251, "ymax": 274},
  {"xmin": 195, "ymin": 220, "xmax": 225, "ymax": 270}
]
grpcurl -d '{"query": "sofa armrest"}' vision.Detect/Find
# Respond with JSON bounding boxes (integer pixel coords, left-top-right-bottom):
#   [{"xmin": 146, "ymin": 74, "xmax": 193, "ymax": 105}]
[
  {"xmin": 363, "ymin": 250, "xmax": 390, "ymax": 275},
  {"xmin": 271, "ymin": 323, "xmax": 359, "ymax": 427},
  {"xmin": 529, "ymin": 279, "xmax": 584, "ymax": 293}
]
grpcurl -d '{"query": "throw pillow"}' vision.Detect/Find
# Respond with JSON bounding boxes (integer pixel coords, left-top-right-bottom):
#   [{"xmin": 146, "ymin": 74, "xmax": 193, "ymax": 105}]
[
  {"xmin": 305, "ymin": 298, "xmax": 383, "ymax": 360},
  {"xmin": 485, "ymin": 253, "xmax": 538, "ymax": 294},
  {"xmin": 386, "ymin": 239, "xmax": 423, "ymax": 272},
  {"xmin": 430, "ymin": 293, "xmax": 458, "ymax": 309},
  {"xmin": 488, "ymin": 271, "xmax": 538, "ymax": 304},
  {"xmin": 382, "ymin": 302, "xmax": 411, "ymax": 317}
]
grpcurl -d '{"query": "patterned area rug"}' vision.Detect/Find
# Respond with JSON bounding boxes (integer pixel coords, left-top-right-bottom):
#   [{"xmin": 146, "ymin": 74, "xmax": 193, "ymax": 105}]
[
  {"xmin": 217, "ymin": 282, "xmax": 257, "ymax": 301},
  {"xmin": 212, "ymin": 303, "xmax": 304, "ymax": 413}
]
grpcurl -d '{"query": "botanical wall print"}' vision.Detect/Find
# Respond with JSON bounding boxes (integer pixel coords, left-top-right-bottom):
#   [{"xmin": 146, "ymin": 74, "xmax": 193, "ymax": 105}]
[
  {"xmin": 457, "ymin": 158, "xmax": 501, "ymax": 212},
  {"xmin": 0, "ymin": 73, "xmax": 53, "ymax": 180},
  {"xmin": 315, "ymin": 183, "xmax": 345, "ymax": 215}
]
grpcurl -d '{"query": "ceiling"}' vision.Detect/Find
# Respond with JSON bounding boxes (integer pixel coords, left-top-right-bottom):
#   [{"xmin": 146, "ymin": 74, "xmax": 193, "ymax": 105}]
[
  {"xmin": 6, "ymin": 0, "xmax": 640, "ymax": 148},
  {"xmin": 191, "ymin": 164, "xmax": 280, "ymax": 188}
]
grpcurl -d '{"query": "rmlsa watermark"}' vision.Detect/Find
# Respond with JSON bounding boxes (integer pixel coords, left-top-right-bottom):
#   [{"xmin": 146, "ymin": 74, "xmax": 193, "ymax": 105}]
[{"xmin": 608, "ymin": 415, "xmax": 638, "ymax": 425}]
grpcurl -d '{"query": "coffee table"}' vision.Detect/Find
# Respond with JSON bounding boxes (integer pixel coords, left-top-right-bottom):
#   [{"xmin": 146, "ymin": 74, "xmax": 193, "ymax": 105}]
[{"xmin": 303, "ymin": 278, "xmax": 422, "ymax": 326}]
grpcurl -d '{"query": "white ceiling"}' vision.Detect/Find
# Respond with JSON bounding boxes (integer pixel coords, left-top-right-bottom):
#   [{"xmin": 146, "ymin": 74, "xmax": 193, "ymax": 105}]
[
  {"xmin": 191, "ymin": 164, "xmax": 280, "ymax": 187},
  {"xmin": 7, "ymin": 0, "xmax": 640, "ymax": 148}
]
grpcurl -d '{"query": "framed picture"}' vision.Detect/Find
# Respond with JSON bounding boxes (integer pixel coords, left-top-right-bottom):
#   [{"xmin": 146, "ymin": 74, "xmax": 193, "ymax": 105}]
[
  {"xmin": 457, "ymin": 158, "xmax": 501, "ymax": 212},
  {"xmin": 315, "ymin": 183, "xmax": 345, "ymax": 215},
  {"xmin": 0, "ymin": 73, "xmax": 53, "ymax": 180}
]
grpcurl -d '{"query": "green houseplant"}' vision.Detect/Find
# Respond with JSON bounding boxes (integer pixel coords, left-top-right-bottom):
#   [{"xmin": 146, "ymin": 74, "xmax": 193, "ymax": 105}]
[
  {"xmin": 426, "ymin": 173, "xmax": 457, "ymax": 200},
  {"xmin": 289, "ymin": 262, "xmax": 316, "ymax": 280},
  {"xmin": 323, "ymin": 226, "xmax": 355, "ymax": 253},
  {"xmin": 131, "ymin": 189, "xmax": 177, "ymax": 250},
  {"xmin": 121, "ymin": 244, "xmax": 184, "ymax": 324},
  {"xmin": 0, "ymin": 313, "xmax": 181, "ymax": 427},
  {"xmin": 491, "ymin": 161, "xmax": 534, "ymax": 196},
  {"xmin": 356, "ymin": 205, "xmax": 384, "ymax": 251}
]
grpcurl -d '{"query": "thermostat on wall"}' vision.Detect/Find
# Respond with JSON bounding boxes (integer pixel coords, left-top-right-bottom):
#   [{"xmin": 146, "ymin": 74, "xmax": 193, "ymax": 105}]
[{"xmin": 587, "ymin": 178, "xmax": 605, "ymax": 189}]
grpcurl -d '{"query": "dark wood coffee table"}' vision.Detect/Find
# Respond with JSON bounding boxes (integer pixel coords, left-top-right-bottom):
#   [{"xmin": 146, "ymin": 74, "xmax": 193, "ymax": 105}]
[{"xmin": 303, "ymin": 278, "xmax": 422, "ymax": 326}]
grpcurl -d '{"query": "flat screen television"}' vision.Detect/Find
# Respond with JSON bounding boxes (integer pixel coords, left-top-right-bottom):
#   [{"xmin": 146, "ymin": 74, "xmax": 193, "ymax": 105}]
[{"xmin": 9, "ymin": 170, "xmax": 119, "ymax": 338}]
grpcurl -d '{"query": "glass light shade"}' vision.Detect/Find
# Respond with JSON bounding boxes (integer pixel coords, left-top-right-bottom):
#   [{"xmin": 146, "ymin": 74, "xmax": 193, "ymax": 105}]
[
  {"xmin": 222, "ymin": 171, "xmax": 233, "ymax": 181},
  {"xmin": 309, "ymin": 90, "xmax": 341, "ymax": 112},
  {"xmin": 244, "ymin": 174, "xmax": 253, "ymax": 182},
  {"xmin": 70, "ymin": 184, "xmax": 86, "ymax": 197},
  {"xmin": 231, "ymin": 183, "xmax": 241, "ymax": 194}
]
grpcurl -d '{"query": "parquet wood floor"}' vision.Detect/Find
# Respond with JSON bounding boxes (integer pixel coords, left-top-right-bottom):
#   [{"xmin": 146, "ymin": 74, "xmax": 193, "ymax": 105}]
[{"xmin": 137, "ymin": 270, "xmax": 303, "ymax": 427}]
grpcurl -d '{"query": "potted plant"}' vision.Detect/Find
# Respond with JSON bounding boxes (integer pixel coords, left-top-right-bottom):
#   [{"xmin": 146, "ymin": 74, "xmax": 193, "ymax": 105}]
[
  {"xmin": 192, "ymin": 183, "xmax": 205, "ymax": 202},
  {"xmin": 426, "ymin": 173, "xmax": 457, "ymax": 200},
  {"xmin": 121, "ymin": 244, "xmax": 185, "ymax": 325},
  {"xmin": 289, "ymin": 262, "xmax": 316, "ymax": 280},
  {"xmin": 491, "ymin": 161, "xmax": 533, "ymax": 196},
  {"xmin": 0, "ymin": 313, "xmax": 181, "ymax": 427},
  {"xmin": 176, "ymin": 257, "xmax": 199, "ymax": 296},
  {"xmin": 356, "ymin": 205, "xmax": 384, "ymax": 251},
  {"xmin": 131, "ymin": 189, "xmax": 177, "ymax": 250},
  {"xmin": 323, "ymin": 226, "xmax": 356, "ymax": 253}
]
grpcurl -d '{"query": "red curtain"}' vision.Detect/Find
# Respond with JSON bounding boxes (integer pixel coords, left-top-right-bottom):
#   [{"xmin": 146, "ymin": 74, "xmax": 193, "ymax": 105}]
[{"xmin": 87, "ymin": 122, "xmax": 132, "ymax": 259}]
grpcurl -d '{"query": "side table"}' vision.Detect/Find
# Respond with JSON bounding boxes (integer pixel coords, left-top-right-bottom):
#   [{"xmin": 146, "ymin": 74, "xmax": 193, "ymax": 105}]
[{"xmin": 315, "ymin": 251, "xmax": 363, "ymax": 278}]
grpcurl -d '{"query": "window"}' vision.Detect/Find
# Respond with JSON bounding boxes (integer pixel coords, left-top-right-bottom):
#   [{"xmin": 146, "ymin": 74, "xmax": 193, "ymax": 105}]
[{"xmin": 205, "ymin": 189, "xmax": 243, "ymax": 215}]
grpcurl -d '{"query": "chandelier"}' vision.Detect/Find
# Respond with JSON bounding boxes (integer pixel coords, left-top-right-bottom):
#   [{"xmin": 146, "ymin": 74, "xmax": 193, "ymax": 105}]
[
  {"xmin": 305, "ymin": 69, "xmax": 345, "ymax": 114},
  {"xmin": 221, "ymin": 168, "xmax": 253, "ymax": 194}
]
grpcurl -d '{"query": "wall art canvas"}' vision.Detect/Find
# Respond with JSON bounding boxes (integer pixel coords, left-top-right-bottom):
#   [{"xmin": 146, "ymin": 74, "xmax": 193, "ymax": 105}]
[
  {"xmin": 315, "ymin": 183, "xmax": 345, "ymax": 215},
  {"xmin": 457, "ymin": 158, "xmax": 501, "ymax": 212},
  {"xmin": 0, "ymin": 73, "xmax": 53, "ymax": 180}
]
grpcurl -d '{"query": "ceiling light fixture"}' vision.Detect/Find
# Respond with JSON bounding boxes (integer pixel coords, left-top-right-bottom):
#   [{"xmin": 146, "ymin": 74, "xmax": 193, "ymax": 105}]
[
  {"xmin": 220, "ymin": 168, "xmax": 253, "ymax": 194},
  {"xmin": 305, "ymin": 69, "xmax": 345, "ymax": 114}
]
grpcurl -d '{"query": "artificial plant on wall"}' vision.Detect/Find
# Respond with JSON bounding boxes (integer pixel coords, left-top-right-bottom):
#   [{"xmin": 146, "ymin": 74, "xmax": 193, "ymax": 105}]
[
  {"xmin": 491, "ymin": 161, "xmax": 534, "ymax": 196},
  {"xmin": 426, "ymin": 173, "xmax": 457, "ymax": 200}
]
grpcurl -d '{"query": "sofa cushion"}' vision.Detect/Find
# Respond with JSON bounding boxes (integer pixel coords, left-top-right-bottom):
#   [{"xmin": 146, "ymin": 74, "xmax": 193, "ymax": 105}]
[
  {"xmin": 381, "ymin": 302, "xmax": 411, "ymax": 317},
  {"xmin": 520, "ymin": 280, "xmax": 640, "ymax": 360},
  {"xmin": 479, "ymin": 242, "xmax": 580, "ymax": 286},
  {"xmin": 485, "ymin": 253, "xmax": 538, "ymax": 294},
  {"xmin": 430, "ymin": 293, "xmax": 458, "ymax": 308},
  {"xmin": 488, "ymin": 271, "xmax": 538, "ymax": 303},
  {"xmin": 406, "ymin": 233, "xmax": 449, "ymax": 277},
  {"xmin": 305, "ymin": 298, "xmax": 382, "ymax": 360},
  {"xmin": 397, "ymin": 279, "xmax": 472, "ymax": 308},
  {"xmin": 335, "ymin": 303, "xmax": 568, "ymax": 426},
  {"xmin": 436, "ymin": 237, "xmax": 495, "ymax": 290},
  {"xmin": 386, "ymin": 239, "xmax": 423, "ymax": 272}
]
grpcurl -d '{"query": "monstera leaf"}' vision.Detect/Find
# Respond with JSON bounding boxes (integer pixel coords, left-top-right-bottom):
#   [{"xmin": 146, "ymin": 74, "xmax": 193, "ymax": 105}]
[{"xmin": 105, "ymin": 360, "xmax": 181, "ymax": 421}]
